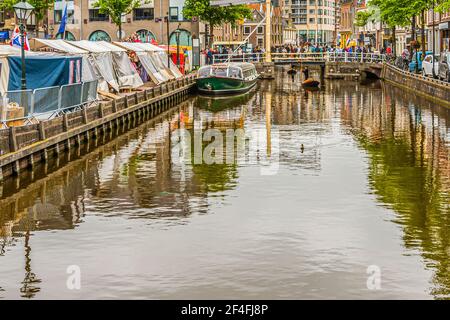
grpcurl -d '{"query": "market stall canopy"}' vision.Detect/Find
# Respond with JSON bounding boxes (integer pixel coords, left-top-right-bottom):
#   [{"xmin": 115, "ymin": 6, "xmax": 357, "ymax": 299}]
[
  {"xmin": 0, "ymin": 45, "xmax": 37, "ymax": 56},
  {"xmin": 114, "ymin": 42, "xmax": 164, "ymax": 52},
  {"xmin": 95, "ymin": 41, "xmax": 127, "ymax": 52},
  {"xmin": 67, "ymin": 40, "xmax": 111, "ymax": 53},
  {"xmin": 93, "ymin": 41, "xmax": 144, "ymax": 89},
  {"xmin": 112, "ymin": 42, "xmax": 169, "ymax": 84},
  {"xmin": 30, "ymin": 39, "xmax": 88, "ymax": 54}
]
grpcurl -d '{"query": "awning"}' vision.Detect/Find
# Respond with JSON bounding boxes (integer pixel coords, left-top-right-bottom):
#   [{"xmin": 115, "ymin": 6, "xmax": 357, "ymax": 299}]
[
  {"xmin": 113, "ymin": 41, "xmax": 165, "ymax": 52},
  {"xmin": 68, "ymin": 40, "xmax": 111, "ymax": 53},
  {"xmin": 30, "ymin": 38, "xmax": 88, "ymax": 54}
]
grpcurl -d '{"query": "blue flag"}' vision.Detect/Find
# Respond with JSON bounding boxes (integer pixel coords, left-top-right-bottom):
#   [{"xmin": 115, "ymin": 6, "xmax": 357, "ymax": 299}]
[{"xmin": 57, "ymin": 3, "xmax": 68, "ymax": 35}]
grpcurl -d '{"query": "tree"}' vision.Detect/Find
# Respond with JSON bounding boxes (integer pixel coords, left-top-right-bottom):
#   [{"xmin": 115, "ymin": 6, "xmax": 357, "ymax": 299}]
[
  {"xmin": 0, "ymin": 0, "xmax": 52, "ymax": 37},
  {"xmin": 354, "ymin": 10, "xmax": 374, "ymax": 28},
  {"xmin": 183, "ymin": 0, "xmax": 252, "ymax": 47},
  {"xmin": 92, "ymin": 0, "xmax": 143, "ymax": 40},
  {"xmin": 436, "ymin": 0, "xmax": 450, "ymax": 12}
]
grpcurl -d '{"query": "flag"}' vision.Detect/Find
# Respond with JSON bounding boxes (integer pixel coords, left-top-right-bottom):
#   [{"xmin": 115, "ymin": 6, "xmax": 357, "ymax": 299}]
[
  {"xmin": 10, "ymin": 26, "xmax": 29, "ymax": 51},
  {"xmin": 58, "ymin": 1, "xmax": 68, "ymax": 36}
]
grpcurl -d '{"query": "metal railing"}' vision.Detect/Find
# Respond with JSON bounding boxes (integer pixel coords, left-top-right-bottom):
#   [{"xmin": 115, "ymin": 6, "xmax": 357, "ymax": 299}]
[
  {"xmin": 327, "ymin": 52, "xmax": 386, "ymax": 63},
  {"xmin": 271, "ymin": 52, "xmax": 327, "ymax": 62},
  {"xmin": 210, "ymin": 52, "xmax": 386, "ymax": 64},
  {"xmin": 1, "ymin": 80, "xmax": 98, "ymax": 128},
  {"xmin": 212, "ymin": 52, "xmax": 265, "ymax": 64}
]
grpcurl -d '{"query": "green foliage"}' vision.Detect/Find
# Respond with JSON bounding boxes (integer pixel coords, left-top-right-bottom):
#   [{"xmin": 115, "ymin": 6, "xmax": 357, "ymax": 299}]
[
  {"xmin": 354, "ymin": 10, "xmax": 374, "ymax": 27},
  {"xmin": 92, "ymin": 0, "xmax": 143, "ymax": 27},
  {"xmin": 0, "ymin": 0, "xmax": 52, "ymax": 21},
  {"xmin": 182, "ymin": 0, "xmax": 252, "ymax": 28},
  {"xmin": 369, "ymin": 0, "xmax": 412, "ymax": 28},
  {"xmin": 436, "ymin": 0, "xmax": 450, "ymax": 12}
]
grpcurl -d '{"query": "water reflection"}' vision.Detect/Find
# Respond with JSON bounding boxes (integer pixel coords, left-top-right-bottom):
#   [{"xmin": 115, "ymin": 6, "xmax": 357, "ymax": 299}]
[
  {"xmin": 340, "ymin": 83, "xmax": 450, "ymax": 299},
  {"xmin": 0, "ymin": 70, "xmax": 449, "ymax": 299}
]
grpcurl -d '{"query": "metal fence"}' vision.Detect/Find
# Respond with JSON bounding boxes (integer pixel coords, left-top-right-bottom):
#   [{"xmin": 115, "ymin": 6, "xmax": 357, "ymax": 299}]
[
  {"xmin": 1, "ymin": 80, "xmax": 98, "ymax": 127},
  {"xmin": 211, "ymin": 52, "xmax": 386, "ymax": 64},
  {"xmin": 212, "ymin": 53, "xmax": 265, "ymax": 64}
]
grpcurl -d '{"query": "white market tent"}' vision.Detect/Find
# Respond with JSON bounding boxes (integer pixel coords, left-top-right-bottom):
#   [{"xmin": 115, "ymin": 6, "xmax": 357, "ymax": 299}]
[
  {"xmin": 113, "ymin": 41, "xmax": 167, "ymax": 85},
  {"xmin": 114, "ymin": 42, "xmax": 179, "ymax": 82},
  {"xmin": 29, "ymin": 38, "xmax": 101, "ymax": 89},
  {"xmin": 66, "ymin": 40, "xmax": 126, "ymax": 92},
  {"xmin": 94, "ymin": 41, "xmax": 144, "ymax": 89},
  {"xmin": 0, "ymin": 45, "xmax": 38, "ymax": 94}
]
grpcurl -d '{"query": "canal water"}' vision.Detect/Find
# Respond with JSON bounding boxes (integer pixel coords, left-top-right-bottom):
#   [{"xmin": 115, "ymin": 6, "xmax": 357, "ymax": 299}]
[{"xmin": 0, "ymin": 69, "xmax": 449, "ymax": 299}]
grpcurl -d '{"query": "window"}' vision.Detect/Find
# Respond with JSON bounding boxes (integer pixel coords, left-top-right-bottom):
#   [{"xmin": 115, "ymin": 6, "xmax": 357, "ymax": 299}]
[
  {"xmin": 309, "ymin": 18, "xmax": 315, "ymax": 23},
  {"xmin": 257, "ymin": 37, "xmax": 263, "ymax": 47},
  {"xmin": 136, "ymin": 29, "xmax": 156, "ymax": 43},
  {"xmin": 133, "ymin": 8, "xmax": 154, "ymax": 21},
  {"xmin": 54, "ymin": 9, "xmax": 74, "ymax": 24},
  {"xmin": 89, "ymin": 30, "xmax": 111, "ymax": 42},
  {"xmin": 56, "ymin": 31, "xmax": 76, "ymax": 40},
  {"xmin": 257, "ymin": 26, "xmax": 263, "ymax": 34},
  {"xmin": 89, "ymin": 9, "xmax": 109, "ymax": 22},
  {"xmin": 244, "ymin": 26, "xmax": 251, "ymax": 34},
  {"xmin": 169, "ymin": 7, "xmax": 178, "ymax": 21}
]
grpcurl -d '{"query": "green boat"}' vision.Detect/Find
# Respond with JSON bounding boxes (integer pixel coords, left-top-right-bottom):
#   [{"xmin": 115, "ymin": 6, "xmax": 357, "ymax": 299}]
[{"xmin": 196, "ymin": 62, "xmax": 259, "ymax": 95}]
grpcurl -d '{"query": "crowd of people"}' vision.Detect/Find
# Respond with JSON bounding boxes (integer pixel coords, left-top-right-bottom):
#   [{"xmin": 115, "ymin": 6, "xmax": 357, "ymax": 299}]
[{"xmin": 202, "ymin": 43, "xmax": 385, "ymax": 64}]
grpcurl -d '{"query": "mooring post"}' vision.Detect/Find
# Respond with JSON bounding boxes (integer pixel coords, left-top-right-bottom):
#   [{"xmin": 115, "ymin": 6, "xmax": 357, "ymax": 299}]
[
  {"xmin": 82, "ymin": 107, "xmax": 88, "ymax": 124},
  {"xmin": 62, "ymin": 113, "xmax": 69, "ymax": 132},
  {"xmin": 38, "ymin": 121, "xmax": 46, "ymax": 140},
  {"xmin": 112, "ymin": 99, "xmax": 117, "ymax": 113},
  {"xmin": 9, "ymin": 126, "xmax": 18, "ymax": 152}
]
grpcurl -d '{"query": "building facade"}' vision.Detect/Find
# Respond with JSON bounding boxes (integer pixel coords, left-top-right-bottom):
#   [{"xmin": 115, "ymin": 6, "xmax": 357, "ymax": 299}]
[
  {"xmin": 212, "ymin": 4, "xmax": 284, "ymax": 50},
  {"xmin": 17, "ymin": 0, "xmax": 206, "ymax": 49},
  {"xmin": 289, "ymin": 0, "xmax": 337, "ymax": 45}
]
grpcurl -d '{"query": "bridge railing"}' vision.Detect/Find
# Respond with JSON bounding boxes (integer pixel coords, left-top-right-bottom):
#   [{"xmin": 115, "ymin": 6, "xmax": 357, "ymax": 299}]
[
  {"xmin": 271, "ymin": 52, "xmax": 326, "ymax": 62},
  {"xmin": 212, "ymin": 53, "xmax": 265, "ymax": 64},
  {"xmin": 211, "ymin": 52, "xmax": 386, "ymax": 64},
  {"xmin": 327, "ymin": 52, "xmax": 386, "ymax": 63}
]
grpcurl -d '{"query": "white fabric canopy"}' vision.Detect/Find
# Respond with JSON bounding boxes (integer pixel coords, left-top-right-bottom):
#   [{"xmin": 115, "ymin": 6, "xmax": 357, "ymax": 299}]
[
  {"xmin": 68, "ymin": 40, "xmax": 120, "ymax": 92},
  {"xmin": 151, "ymin": 52, "xmax": 175, "ymax": 80},
  {"xmin": 112, "ymin": 42, "xmax": 165, "ymax": 85},
  {"xmin": 96, "ymin": 41, "xmax": 143, "ymax": 88},
  {"xmin": 72, "ymin": 40, "xmax": 143, "ymax": 89},
  {"xmin": 68, "ymin": 40, "xmax": 111, "ymax": 53},
  {"xmin": 114, "ymin": 42, "xmax": 164, "ymax": 52},
  {"xmin": 111, "ymin": 51, "xmax": 144, "ymax": 88},
  {"xmin": 31, "ymin": 39, "xmax": 88, "ymax": 54},
  {"xmin": 136, "ymin": 52, "xmax": 165, "ymax": 84}
]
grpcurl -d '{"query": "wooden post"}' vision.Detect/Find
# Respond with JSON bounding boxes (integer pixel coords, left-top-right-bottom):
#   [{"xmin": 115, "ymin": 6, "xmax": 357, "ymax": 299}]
[
  {"xmin": 112, "ymin": 100, "xmax": 118, "ymax": 113},
  {"xmin": 38, "ymin": 121, "xmax": 46, "ymax": 140},
  {"xmin": 82, "ymin": 108, "xmax": 88, "ymax": 124},
  {"xmin": 9, "ymin": 126, "xmax": 18, "ymax": 152},
  {"xmin": 62, "ymin": 113, "xmax": 69, "ymax": 132},
  {"xmin": 98, "ymin": 103, "xmax": 105, "ymax": 118}
]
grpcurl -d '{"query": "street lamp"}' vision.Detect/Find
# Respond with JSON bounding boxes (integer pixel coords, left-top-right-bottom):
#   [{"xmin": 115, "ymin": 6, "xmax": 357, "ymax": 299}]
[
  {"xmin": 174, "ymin": 26, "xmax": 181, "ymax": 69},
  {"xmin": 13, "ymin": 1, "xmax": 34, "ymax": 90}
]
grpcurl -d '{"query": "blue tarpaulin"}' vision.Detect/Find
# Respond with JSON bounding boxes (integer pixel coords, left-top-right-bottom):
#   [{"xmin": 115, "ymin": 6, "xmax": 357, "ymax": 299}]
[
  {"xmin": 0, "ymin": 31, "xmax": 9, "ymax": 40},
  {"xmin": 7, "ymin": 55, "xmax": 82, "ymax": 91}
]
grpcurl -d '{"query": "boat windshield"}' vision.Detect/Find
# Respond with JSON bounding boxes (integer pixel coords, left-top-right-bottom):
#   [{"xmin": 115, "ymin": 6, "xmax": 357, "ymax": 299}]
[
  {"xmin": 211, "ymin": 67, "xmax": 228, "ymax": 77},
  {"xmin": 199, "ymin": 67, "xmax": 211, "ymax": 77},
  {"xmin": 228, "ymin": 66, "xmax": 242, "ymax": 79}
]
